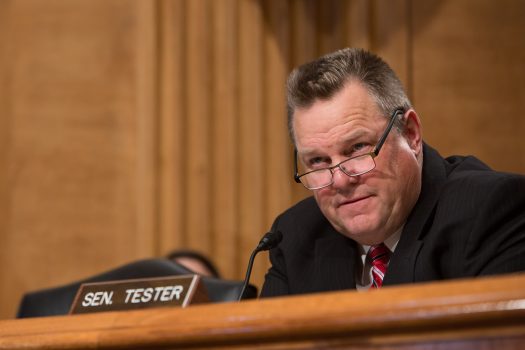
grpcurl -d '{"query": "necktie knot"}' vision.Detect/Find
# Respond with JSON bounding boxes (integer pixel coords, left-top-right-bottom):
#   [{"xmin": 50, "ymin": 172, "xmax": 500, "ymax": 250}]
[{"xmin": 367, "ymin": 243, "xmax": 391, "ymax": 288}]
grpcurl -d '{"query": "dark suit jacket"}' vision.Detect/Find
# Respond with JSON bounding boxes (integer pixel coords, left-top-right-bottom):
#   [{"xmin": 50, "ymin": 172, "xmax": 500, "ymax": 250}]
[{"xmin": 260, "ymin": 144, "xmax": 525, "ymax": 297}]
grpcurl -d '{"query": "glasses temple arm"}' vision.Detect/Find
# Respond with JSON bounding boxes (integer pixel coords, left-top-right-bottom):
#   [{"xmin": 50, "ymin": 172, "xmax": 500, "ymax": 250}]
[
  {"xmin": 293, "ymin": 149, "xmax": 301, "ymax": 183},
  {"xmin": 373, "ymin": 109, "xmax": 404, "ymax": 156}
]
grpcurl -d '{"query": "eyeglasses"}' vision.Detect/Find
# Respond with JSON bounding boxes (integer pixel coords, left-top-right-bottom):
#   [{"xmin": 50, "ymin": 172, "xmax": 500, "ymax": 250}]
[{"xmin": 294, "ymin": 109, "xmax": 404, "ymax": 190}]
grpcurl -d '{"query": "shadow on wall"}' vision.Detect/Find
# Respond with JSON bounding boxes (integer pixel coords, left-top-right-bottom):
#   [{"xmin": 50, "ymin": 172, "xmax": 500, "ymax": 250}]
[{"xmin": 260, "ymin": 0, "xmax": 443, "ymax": 66}]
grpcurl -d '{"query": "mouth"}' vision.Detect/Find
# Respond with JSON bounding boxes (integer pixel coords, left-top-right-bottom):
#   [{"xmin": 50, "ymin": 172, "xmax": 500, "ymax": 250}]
[{"xmin": 337, "ymin": 195, "xmax": 372, "ymax": 208}]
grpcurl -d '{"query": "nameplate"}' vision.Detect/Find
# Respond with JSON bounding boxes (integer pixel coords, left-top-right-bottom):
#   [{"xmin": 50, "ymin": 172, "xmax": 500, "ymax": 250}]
[{"xmin": 69, "ymin": 275, "xmax": 208, "ymax": 315}]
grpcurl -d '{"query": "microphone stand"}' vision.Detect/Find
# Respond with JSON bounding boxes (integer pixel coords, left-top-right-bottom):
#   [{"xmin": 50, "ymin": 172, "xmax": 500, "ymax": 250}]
[{"xmin": 237, "ymin": 231, "xmax": 283, "ymax": 301}]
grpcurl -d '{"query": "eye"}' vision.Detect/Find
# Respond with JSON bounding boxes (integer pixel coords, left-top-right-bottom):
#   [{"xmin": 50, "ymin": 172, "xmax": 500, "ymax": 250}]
[
  {"xmin": 353, "ymin": 143, "xmax": 368, "ymax": 151},
  {"xmin": 308, "ymin": 156, "xmax": 330, "ymax": 168},
  {"xmin": 346, "ymin": 142, "xmax": 372, "ymax": 156}
]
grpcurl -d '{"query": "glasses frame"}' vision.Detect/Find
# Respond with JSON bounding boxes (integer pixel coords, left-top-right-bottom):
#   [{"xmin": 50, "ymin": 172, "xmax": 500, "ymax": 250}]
[{"xmin": 293, "ymin": 108, "xmax": 405, "ymax": 190}]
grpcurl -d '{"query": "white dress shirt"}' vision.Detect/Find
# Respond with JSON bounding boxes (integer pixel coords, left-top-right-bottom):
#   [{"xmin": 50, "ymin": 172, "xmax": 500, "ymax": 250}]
[{"xmin": 355, "ymin": 228, "xmax": 402, "ymax": 291}]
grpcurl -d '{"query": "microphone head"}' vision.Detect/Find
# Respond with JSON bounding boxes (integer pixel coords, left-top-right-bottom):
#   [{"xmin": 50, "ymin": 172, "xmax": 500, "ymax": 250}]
[{"xmin": 256, "ymin": 231, "xmax": 283, "ymax": 251}]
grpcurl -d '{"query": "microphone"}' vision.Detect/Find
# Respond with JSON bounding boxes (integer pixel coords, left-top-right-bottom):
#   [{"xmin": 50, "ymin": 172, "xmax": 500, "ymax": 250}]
[
  {"xmin": 237, "ymin": 231, "xmax": 283, "ymax": 301},
  {"xmin": 255, "ymin": 230, "xmax": 283, "ymax": 252}
]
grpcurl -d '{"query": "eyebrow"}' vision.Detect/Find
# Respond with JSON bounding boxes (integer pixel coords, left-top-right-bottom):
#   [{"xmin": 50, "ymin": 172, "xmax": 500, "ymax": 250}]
[
  {"xmin": 336, "ymin": 129, "xmax": 371, "ymax": 146},
  {"xmin": 297, "ymin": 129, "xmax": 373, "ymax": 160}
]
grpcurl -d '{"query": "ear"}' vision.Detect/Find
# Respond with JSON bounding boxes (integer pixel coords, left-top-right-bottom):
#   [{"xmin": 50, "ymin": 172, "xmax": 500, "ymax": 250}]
[{"xmin": 402, "ymin": 109, "xmax": 423, "ymax": 158}]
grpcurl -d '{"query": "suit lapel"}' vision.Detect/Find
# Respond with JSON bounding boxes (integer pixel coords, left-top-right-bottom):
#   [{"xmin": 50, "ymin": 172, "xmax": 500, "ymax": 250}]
[
  {"xmin": 383, "ymin": 144, "xmax": 448, "ymax": 286},
  {"xmin": 312, "ymin": 228, "xmax": 357, "ymax": 292}
]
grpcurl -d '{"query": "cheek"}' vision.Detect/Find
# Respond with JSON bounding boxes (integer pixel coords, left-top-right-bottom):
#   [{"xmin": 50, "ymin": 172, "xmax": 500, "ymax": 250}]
[
  {"xmin": 313, "ymin": 189, "xmax": 330, "ymax": 208},
  {"xmin": 313, "ymin": 190, "xmax": 338, "ymax": 219},
  {"xmin": 378, "ymin": 150, "xmax": 421, "ymax": 213}
]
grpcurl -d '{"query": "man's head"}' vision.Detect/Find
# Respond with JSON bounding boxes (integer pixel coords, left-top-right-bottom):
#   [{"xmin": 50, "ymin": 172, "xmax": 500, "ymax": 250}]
[
  {"xmin": 287, "ymin": 48, "xmax": 412, "ymax": 144},
  {"xmin": 289, "ymin": 48, "xmax": 423, "ymax": 245},
  {"xmin": 166, "ymin": 250, "xmax": 221, "ymax": 278}
]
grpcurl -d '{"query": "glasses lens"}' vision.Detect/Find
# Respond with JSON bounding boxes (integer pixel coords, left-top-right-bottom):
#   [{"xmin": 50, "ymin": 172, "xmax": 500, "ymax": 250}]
[
  {"xmin": 340, "ymin": 153, "xmax": 376, "ymax": 176},
  {"xmin": 300, "ymin": 169, "xmax": 332, "ymax": 189},
  {"xmin": 297, "ymin": 153, "xmax": 376, "ymax": 190}
]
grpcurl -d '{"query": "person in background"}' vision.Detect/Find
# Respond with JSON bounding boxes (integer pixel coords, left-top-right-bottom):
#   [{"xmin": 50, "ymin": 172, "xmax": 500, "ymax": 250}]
[
  {"xmin": 260, "ymin": 48, "xmax": 525, "ymax": 297},
  {"xmin": 166, "ymin": 250, "xmax": 221, "ymax": 278}
]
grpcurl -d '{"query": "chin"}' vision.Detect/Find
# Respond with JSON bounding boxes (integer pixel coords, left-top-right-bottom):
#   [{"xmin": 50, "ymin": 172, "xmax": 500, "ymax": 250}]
[{"xmin": 337, "ymin": 217, "xmax": 382, "ymax": 242}]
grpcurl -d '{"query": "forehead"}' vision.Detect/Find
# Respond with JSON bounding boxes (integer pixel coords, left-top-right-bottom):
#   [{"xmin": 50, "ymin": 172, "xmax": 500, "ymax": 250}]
[{"xmin": 293, "ymin": 82, "xmax": 383, "ymax": 150}]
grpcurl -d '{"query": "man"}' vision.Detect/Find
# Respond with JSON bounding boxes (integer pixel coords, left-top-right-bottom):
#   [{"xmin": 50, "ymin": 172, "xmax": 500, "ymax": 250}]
[
  {"xmin": 260, "ymin": 48, "xmax": 525, "ymax": 297},
  {"xmin": 166, "ymin": 250, "xmax": 221, "ymax": 278}
]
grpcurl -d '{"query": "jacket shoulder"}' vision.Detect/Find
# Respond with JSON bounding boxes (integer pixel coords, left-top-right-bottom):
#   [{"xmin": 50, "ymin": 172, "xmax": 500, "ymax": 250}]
[{"xmin": 272, "ymin": 196, "xmax": 328, "ymax": 238}]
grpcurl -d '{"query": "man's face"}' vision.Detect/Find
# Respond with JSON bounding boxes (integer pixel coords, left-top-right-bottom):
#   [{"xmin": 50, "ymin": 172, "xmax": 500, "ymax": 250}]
[{"xmin": 293, "ymin": 82, "xmax": 423, "ymax": 245}]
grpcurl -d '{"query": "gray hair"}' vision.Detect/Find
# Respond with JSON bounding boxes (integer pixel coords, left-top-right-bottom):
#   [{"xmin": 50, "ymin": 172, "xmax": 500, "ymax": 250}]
[{"xmin": 287, "ymin": 48, "xmax": 412, "ymax": 144}]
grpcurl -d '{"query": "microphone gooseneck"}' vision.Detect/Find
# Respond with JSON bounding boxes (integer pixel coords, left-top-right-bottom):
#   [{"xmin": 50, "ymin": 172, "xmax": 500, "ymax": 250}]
[{"xmin": 238, "ymin": 231, "xmax": 283, "ymax": 301}]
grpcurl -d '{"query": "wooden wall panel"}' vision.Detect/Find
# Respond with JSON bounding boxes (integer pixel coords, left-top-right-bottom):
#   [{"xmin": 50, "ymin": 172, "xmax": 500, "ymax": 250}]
[
  {"xmin": 290, "ymin": 0, "xmax": 318, "ymax": 66},
  {"xmin": 135, "ymin": 0, "xmax": 159, "ymax": 262},
  {"xmin": 185, "ymin": 0, "xmax": 213, "ymax": 254},
  {"xmin": 261, "ymin": 0, "xmax": 292, "ymax": 284},
  {"xmin": 1, "ymin": 0, "xmax": 524, "ymax": 320},
  {"xmin": 289, "ymin": 0, "xmax": 319, "ymax": 204},
  {"xmin": 318, "ymin": 0, "xmax": 347, "ymax": 54},
  {"xmin": 158, "ymin": 0, "xmax": 185, "ymax": 253},
  {"xmin": 372, "ymin": 0, "xmax": 411, "ymax": 90},
  {"xmin": 262, "ymin": 0, "xmax": 293, "ymax": 225},
  {"xmin": 348, "ymin": 0, "xmax": 371, "ymax": 50},
  {"xmin": 0, "ymin": 0, "xmax": 159, "ymax": 318},
  {"xmin": 210, "ymin": 0, "xmax": 239, "ymax": 282},
  {"xmin": 0, "ymin": 0, "xmax": 13, "ymax": 322},
  {"xmin": 237, "ymin": 0, "xmax": 266, "ymax": 281},
  {"xmin": 412, "ymin": 0, "xmax": 525, "ymax": 173}
]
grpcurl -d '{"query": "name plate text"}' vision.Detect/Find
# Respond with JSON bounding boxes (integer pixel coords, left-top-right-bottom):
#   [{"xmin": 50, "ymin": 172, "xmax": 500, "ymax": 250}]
[{"xmin": 70, "ymin": 275, "xmax": 208, "ymax": 314}]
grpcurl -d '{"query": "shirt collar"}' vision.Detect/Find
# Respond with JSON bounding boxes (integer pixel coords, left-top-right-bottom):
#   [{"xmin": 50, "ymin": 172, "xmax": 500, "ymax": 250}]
[{"xmin": 358, "ymin": 226, "xmax": 403, "ymax": 255}]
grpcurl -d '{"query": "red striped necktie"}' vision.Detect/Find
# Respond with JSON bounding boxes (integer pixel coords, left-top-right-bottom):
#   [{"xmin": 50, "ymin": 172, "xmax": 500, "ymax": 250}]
[{"xmin": 367, "ymin": 243, "xmax": 391, "ymax": 288}]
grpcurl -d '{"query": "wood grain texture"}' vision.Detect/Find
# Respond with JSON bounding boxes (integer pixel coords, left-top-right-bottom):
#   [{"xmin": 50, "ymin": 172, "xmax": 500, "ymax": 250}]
[
  {"xmin": 1, "ymin": 274, "xmax": 525, "ymax": 349},
  {"xmin": 1, "ymin": 0, "xmax": 524, "ymax": 320},
  {"xmin": 158, "ymin": 0, "xmax": 186, "ymax": 253},
  {"xmin": 135, "ymin": 0, "xmax": 159, "ymax": 260},
  {"xmin": 211, "ymin": 0, "xmax": 239, "ymax": 279},
  {"xmin": 372, "ymin": 0, "xmax": 411, "ymax": 89},
  {"xmin": 412, "ymin": 0, "xmax": 525, "ymax": 173},
  {"xmin": 262, "ymin": 0, "xmax": 293, "ymax": 282},
  {"xmin": 0, "ymin": 0, "xmax": 159, "ymax": 318},
  {"xmin": 289, "ymin": 0, "xmax": 319, "ymax": 204},
  {"xmin": 238, "ymin": 0, "xmax": 266, "ymax": 281},
  {"xmin": 0, "ymin": 0, "xmax": 13, "ymax": 323},
  {"xmin": 185, "ymin": 0, "xmax": 213, "ymax": 254}
]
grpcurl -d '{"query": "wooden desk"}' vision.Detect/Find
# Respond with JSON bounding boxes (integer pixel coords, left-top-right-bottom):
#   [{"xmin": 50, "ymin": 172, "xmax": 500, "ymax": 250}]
[{"xmin": 1, "ymin": 273, "xmax": 524, "ymax": 349}]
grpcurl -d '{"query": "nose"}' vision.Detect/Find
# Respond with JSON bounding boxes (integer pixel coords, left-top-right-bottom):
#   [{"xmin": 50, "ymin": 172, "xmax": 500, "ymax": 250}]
[{"xmin": 331, "ymin": 166, "xmax": 359, "ymax": 189}]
